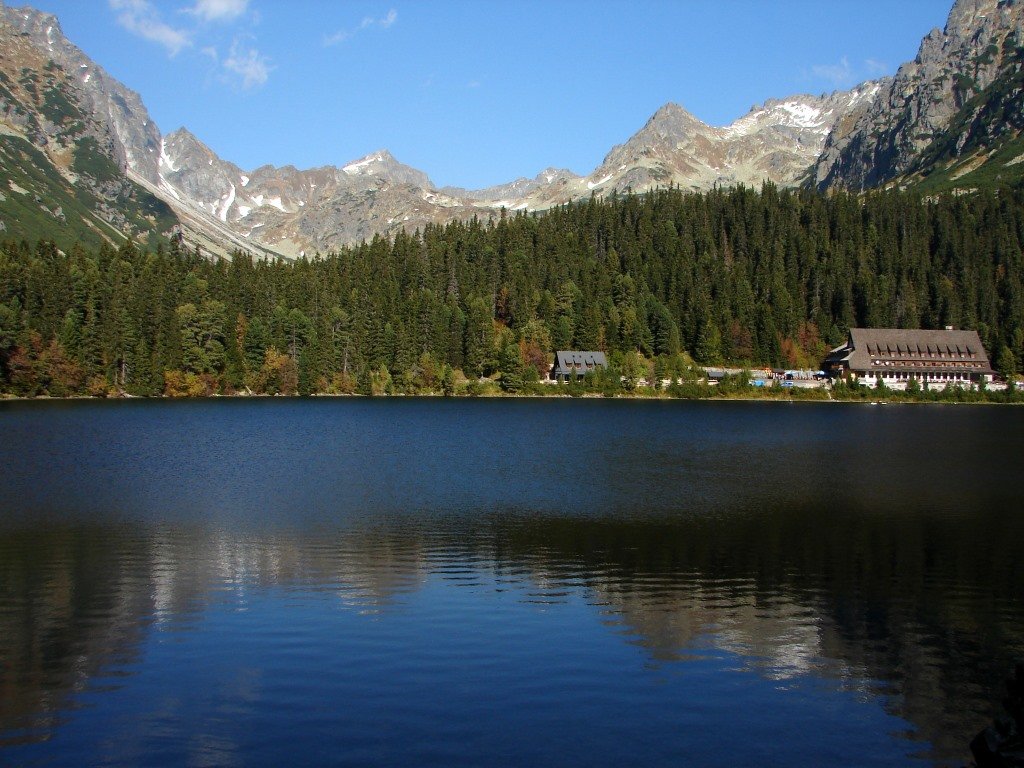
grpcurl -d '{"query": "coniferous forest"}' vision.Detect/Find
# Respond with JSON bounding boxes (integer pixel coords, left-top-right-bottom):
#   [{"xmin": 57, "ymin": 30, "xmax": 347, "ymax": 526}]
[{"xmin": 1, "ymin": 183, "xmax": 1023, "ymax": 398}]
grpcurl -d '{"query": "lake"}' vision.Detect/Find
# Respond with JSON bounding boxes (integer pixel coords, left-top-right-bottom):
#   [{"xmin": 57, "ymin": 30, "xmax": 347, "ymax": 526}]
[{"xmin": 1, "ymin": 398, "xmax": 1022, "ymax": 767}]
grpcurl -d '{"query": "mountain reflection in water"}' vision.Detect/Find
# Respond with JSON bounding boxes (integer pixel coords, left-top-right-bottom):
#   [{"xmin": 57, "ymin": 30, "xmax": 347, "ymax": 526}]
[{"xmin": 1, "ymin": 399, "xmax": 1022, "ymax": 767}]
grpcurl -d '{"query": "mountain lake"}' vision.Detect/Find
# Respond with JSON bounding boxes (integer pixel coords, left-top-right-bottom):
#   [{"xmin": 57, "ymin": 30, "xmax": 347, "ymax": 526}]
[{"xmin": 0, "ymin": 398, "xmax": 1022, "ymax": 767}]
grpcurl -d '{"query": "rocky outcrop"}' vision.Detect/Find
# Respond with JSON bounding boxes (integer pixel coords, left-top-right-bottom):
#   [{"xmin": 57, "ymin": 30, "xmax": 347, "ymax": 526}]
[
  {"xmin": 813, "ymin": 0, "xmax": 1024, "ymax": 191},
  {"xmin": 154, "ymin": 133, "xmax": 484, "ymax": 254},
  {"xmin": 0, "ymin": 1, "xmax": 162, "ymax": 183},
  {"xmin": 0, "ymin": 2, "xmax": 177, "ymax": 246}
]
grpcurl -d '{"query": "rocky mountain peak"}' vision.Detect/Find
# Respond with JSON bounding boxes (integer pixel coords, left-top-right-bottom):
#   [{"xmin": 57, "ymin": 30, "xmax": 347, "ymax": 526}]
[
  {"xmin": 649, "ymin": 102, "xmax": 701, "ymax": 122},
  {"xmin": 341, "ymin": 148, "xmax": 433, "ymax": 189},
  {"xmin": 0, "ymin": 1, "xmax": 59, "ymax": 43},
  {"xmin": 594, "ymin": 103, "xmax": 707, "ymax": 176},
  {"xmin": 727, "ymin": 96, "xmax": 830, "ymax": 138},
  {"xmin": 534, "ymin": 167, "xmax": 577, "ymax": 183},
  {"xmin": 637, "ymin": 102, "xmax": 705, "ymax": 140},
  {"xmin": 944, "ymin": 0, "xmax": 1003, "ymax": 36},
  {"xmin": 814, "ymin": 0, "xmax": 1024, "ymax": 190},
  {"xmin": 342, "ymin": 148, "xmax": 394, "ymax": 171},
  {"xmin": 163, "ymin": 127, "xmax": 218, "ymax": 160}
]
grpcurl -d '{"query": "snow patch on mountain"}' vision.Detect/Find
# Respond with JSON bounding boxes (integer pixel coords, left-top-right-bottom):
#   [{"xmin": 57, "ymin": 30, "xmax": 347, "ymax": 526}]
[
  {"xmin": 343, "ymin": 152, "xmax": 386, "ymax": 175},
  {"xmin": 217, "ymin": 184, "xmax": 235, "ymax": 222},
  {"xmin": 779, "ymin": 102, "xmax": 825, "ymax": 128},
  {"xmin": 159, "ymin": 139, "xmax": 178, "ymax": 173}
]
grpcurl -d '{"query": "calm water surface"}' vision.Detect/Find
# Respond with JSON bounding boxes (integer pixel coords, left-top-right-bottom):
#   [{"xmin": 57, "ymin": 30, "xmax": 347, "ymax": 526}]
[{"xmin": 1, "ymin": 399, "xmax": 1022, "ymax": 767}]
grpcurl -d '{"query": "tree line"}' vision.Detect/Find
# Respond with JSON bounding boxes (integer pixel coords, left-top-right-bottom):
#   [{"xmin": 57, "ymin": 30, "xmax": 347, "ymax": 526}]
[{"xmin": 0, "ymin": 182, "xmax": 1022, "ymax": 397}]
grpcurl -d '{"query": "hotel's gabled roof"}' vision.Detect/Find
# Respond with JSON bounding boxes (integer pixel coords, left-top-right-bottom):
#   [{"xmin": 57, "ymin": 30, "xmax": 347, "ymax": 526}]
[{"xmin": 835, "ymin": 328, "xmax": 994, "ymax": 374}]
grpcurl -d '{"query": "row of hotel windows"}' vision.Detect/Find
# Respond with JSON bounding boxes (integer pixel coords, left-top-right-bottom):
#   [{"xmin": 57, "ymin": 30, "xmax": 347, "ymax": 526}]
[
  {"xmin": 865, "ymin": 347, "xmax": 977, "ymax": 359},
  {"xmin": 871, "ymin": 359, "xmax": 980, "ymax": 368},
  {"xmin": 869, "ymin": 371, "xmax": 972, "ymax": 381}
]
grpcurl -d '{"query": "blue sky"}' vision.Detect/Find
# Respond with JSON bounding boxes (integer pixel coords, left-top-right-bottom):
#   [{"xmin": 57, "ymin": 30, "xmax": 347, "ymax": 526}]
[{"xmin": 30, "ymin": 0, "xmax": 953, "ymax": 189}]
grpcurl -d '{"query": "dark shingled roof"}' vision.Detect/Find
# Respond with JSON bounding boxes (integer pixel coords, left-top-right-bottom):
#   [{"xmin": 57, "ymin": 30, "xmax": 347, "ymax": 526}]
[
  {"xmin": 827, "ymin": 328, "xmax": 994, "ymax": 374},
  {"xmin": 552, "ymin": 351, "xmax": 607, "ymax": 376}
]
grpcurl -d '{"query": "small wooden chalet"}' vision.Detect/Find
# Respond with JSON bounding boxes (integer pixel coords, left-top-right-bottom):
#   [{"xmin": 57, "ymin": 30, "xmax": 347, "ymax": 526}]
[
  {"xmin": 824, "ymin": 328, "xmax": 995, "ymax": 389},
  {"xmin": 551, "ymin": 351, "xmax": 607, "ymax": 382}
]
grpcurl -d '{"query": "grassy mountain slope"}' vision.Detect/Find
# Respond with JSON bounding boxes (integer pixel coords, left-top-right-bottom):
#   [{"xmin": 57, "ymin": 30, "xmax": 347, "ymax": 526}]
[{"xmin": 1, "ymin": 132, "xmax": 118, "ymax": 249}]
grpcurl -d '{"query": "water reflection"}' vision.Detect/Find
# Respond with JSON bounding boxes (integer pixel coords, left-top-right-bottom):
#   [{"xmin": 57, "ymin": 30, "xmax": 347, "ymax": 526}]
[
  {"xmin": 2, "ymin": 399, "xmax": 1023, "ymax": 766},
  {"xmin": 2, "ymin": 505, "xmax": 1022, "ymax": 765}
]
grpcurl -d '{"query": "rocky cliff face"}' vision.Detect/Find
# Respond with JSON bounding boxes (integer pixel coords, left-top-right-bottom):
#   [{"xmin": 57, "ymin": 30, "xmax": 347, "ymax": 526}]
[
  {"xmin": 585, "ymin": 86, "xmax": 886, "ymax": 194},
  {"xmin": 0, "ymin": 2, "xmax": 177, "ymax": 247},
  {"xmin": 813, "ymin": 0, "xmax": 1024, "ymax": 191},
  {"xmin": 432, "ymin": 88, "xmax": 882, "ymax": 215},
  {"xmin": 0, "ymin": 1, "xmax": 162, "ymax": 183},
  {"xmin": 901, "ymin": 37, "xmax": 1024, "ymax": 192},
  {"xmin": 155, "ymin": 134, "xmax": 489, "ymax": 254}
]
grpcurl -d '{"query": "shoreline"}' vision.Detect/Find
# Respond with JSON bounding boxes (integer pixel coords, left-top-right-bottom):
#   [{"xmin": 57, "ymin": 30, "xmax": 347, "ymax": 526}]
[{"xmin": 1, "ymin": 390, "xmax": 1019, "ymax": 405}]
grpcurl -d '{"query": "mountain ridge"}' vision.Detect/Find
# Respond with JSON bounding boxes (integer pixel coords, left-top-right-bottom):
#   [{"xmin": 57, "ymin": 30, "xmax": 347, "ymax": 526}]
[
  {"xmin": 146, "ymin": 75, "xmax": 878, "ymax": 254},
  {"xmin": 2, "ymin": 0, "xmax": 1021, "ymax": 255},
  {"xmin": 0, "ymin": 0, "xmax": 885, "ymax": 255}
]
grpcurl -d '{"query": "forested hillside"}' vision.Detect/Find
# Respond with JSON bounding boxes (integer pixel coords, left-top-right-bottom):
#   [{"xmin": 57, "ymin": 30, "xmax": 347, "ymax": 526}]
[{"xmin": 1, "ymin": 184, "xmax": 1022, "ymax": 397}]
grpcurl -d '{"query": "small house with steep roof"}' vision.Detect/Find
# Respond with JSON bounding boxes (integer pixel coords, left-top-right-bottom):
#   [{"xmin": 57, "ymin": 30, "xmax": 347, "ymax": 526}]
[{"xmin": 551, "ymin": 351, "xmax": 607, "ymax": 382}]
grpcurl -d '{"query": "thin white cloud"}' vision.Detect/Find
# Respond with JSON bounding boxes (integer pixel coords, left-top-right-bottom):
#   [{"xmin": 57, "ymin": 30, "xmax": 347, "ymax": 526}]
[
  {"xmin": 223, "ymin": 39, "xmax": 271, "ymax": 88},
  {"xmin": 864, "ymin": 58, "xmax": 890, "ymax": 76},
  {"xmin": 324, "ymin": 9, "xmax": 398, "ymax": 46},
  {"xmin": 185, "ymin": 0, "xmax": 250, "ymax": 23},
  {"xmin": 811, "ymin": 56, "xmax": 854, "ymax": 87},
  {"xmin": 110, "ymin": 0, "xmax": 191, "ymax": 56}
]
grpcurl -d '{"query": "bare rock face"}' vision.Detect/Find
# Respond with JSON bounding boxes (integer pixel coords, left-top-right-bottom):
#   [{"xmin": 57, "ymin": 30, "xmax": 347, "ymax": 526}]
[
  {"xmin": 0, "ymin": 1, "xmax": 162, "ymax": 184},
  {"xmin": 158, "ymin": 128, "xmax": 248, "ymax": 219},
  {"xmin": 0, "ymin": 1, "xmax": 179, "ymax": 243},
  {"xmin": 446, "ymin": 88, "xmax": 882, "ymax": 214},
  {"xmin": 154, "ymin": 134, "xmax": 476, "ymax": 255},
  {"xmin": 813, "ymin": 0, "xmax": 1024, "ymax": 190},
  {"xmin": 585, "ymin": 86, "xmax": 885, "ymax": 194}
]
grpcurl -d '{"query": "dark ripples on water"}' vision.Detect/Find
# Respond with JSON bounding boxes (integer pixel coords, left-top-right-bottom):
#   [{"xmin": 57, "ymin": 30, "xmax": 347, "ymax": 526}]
[{"xmin": 1, "ymin": 399, "xmax": 1023, "ymax": 767}]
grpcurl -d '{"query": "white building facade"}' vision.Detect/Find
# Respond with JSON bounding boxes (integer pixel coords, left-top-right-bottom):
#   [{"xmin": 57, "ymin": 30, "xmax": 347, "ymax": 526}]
[{"xmin": 824, "ymin": 328, "xmax": 995, "ymax": 391}]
